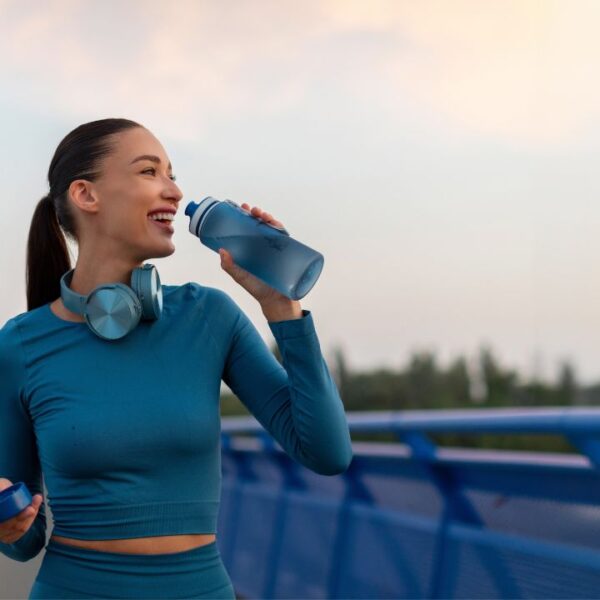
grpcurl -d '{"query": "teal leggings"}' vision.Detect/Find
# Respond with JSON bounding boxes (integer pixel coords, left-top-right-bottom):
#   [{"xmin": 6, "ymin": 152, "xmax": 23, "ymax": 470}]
[{"xmin": 28, "ymin": 538, "xmax": 236, "ymax": 599}]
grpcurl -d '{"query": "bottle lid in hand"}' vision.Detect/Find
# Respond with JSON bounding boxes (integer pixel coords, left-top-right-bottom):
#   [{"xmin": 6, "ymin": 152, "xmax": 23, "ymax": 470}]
[{"xmin": 0, "ymin": 481, "xmax": 32, "ymax": 523}]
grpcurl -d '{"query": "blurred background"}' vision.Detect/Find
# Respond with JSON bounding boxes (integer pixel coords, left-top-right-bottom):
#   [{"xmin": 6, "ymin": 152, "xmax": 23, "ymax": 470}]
[
  {"xmin": 0, "ymin": 0, "xmax": 600, "ymax": 593},
  {"xmin": 3, "ymin": 1, "xmax": 600, "ymax": 597},
  {"xmin": 2, "ymin": 1, "xmax": 600, "ymax": 444}
]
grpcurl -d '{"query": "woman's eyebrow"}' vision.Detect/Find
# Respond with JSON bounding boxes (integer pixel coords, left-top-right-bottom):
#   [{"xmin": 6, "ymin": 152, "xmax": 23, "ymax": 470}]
[{"xmin": 129, "ymin": 154, "xmax": 172, "ymax": 171}]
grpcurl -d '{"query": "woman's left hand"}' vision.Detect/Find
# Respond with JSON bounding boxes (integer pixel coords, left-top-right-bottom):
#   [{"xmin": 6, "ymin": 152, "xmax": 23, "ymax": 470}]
[{"xmin": 218, "ymin": 203, "xmax": 291, "ymax": 306}]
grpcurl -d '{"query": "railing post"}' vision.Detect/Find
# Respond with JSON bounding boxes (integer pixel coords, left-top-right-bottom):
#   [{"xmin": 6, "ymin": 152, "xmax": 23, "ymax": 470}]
[
  {"xmin": 567, "ymin": 435, "xmax": 600, "ymax": 469},
  {"xmin": 260, "ymin": 433, "xmax": 307, "ymax": 600},
  {"xmin": 219, "ymin": 434, "xmax": 260, "ymax": 571},
  {"xmin": 394, "ymin": 429, "xmax": 522, "ymax": 599},
  {"xmin": 327, "ymin": 458, "xmax": 375, "ymax": 599}
]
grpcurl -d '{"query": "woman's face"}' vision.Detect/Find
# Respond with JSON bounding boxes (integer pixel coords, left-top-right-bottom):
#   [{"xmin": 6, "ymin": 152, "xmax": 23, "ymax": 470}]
[{"xmin": 75, "ymin": 126, "xmax": 184, "ymax": 262}]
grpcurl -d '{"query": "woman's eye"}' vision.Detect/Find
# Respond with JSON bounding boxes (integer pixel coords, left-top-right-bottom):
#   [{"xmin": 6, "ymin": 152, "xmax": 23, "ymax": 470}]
[{"xmin": 142, "ymin": 168, "xmax": 177, "ymax": 181}]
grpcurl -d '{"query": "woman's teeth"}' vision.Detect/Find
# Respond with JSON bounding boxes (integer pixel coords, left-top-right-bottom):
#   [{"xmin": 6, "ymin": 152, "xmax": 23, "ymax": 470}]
[
  {"xmin": 148, "ymin": 213, "xmax": 175, "ymax": 233},
  {"xmin": 148, "ymin": 212, "xmax": 174, "ymax": 221}
]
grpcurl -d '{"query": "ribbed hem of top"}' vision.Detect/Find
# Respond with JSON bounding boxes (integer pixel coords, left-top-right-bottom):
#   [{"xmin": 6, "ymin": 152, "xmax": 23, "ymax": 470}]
[
  {"xmin": 50, "ymin": 501, "xmax": 219, "ymax": 539},
  {"xmin": 267, "ymin": 309, "xmax": 315, "ymax": 340}
]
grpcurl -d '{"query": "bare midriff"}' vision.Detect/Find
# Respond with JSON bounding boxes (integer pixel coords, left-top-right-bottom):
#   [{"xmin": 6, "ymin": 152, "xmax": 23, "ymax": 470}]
[{"xmin": 50, "ymin": 533, "xmax": 217, "ymax": 555}]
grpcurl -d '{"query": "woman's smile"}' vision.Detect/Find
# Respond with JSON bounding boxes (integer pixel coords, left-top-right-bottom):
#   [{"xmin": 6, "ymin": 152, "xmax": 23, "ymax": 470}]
[{"xmin": 148, "ymin": 216, "xmax": 175, "ymax": 234}]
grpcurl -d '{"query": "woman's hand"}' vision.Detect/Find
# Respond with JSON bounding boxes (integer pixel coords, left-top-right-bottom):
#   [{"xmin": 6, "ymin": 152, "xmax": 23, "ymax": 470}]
[
  {"xmin": 0, "ymin": 478, "xmax": 44, "ymax": 545},
  {"xmin": 218, "ymin": 203, "xmax": 293, "ymax": 306}
]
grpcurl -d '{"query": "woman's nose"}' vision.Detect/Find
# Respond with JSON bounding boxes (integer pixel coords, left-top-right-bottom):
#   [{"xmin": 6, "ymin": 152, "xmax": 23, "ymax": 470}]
[{"xmin": 164, "ymin": 181, "xmax": 183, "ymax": 203}]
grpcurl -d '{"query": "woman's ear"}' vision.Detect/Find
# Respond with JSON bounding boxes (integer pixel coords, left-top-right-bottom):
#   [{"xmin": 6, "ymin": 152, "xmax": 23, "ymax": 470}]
[{"xmin": 68, "ymin": 179, "xmax": 99, "ymax": 215}]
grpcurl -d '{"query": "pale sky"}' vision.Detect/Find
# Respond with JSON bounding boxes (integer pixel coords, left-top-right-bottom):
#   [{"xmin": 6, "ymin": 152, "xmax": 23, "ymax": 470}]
[{"xmin": 1, "ymin": 0, "xmax": 600, "ymax": 384}]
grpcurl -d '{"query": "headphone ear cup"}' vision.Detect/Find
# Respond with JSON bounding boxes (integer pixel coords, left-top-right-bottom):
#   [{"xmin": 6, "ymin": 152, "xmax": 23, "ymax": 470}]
[
  {"xmin": 85, "ymin": 284, "xmax": 143, "ymax": 340},
  {"xmin": 131, "ymin": 264, "xmax": 163, "ymax": 320}
]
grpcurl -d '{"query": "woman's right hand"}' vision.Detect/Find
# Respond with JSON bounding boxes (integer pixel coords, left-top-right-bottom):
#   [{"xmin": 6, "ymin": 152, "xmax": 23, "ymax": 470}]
[{"xmin": 0, "ymin": 478, "xmax": 44, "ymax": 544}]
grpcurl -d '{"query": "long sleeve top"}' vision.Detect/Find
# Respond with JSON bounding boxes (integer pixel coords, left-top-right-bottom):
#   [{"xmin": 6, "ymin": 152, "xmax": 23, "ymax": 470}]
[{"xmin": 0, "ymin": 282, "xmax": 353, "ymax": 562}]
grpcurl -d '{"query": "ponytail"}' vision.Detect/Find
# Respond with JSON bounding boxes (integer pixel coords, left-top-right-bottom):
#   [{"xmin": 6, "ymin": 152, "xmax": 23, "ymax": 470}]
[
  {"xmin": 25, "ymin": 194, "xmax": 72, "ymax": 311},
  {"xmin": 25, "ymin": 118, "xmax": 142, "ymax": 311}
]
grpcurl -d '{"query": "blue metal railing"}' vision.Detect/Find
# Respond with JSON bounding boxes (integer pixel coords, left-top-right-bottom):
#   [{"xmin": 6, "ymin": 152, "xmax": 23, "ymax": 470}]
[{"xmin": 217, "ymin": 407, "xmax": 600, "ymax": 599}]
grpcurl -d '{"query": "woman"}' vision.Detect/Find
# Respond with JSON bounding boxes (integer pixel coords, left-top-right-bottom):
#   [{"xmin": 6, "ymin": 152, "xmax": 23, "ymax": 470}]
[{"xmin": 0, "ymin": 118, "xmax": 353, "ymax": 599}]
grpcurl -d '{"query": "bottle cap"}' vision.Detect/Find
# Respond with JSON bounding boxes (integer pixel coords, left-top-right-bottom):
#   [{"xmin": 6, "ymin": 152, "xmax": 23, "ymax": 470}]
[
  {"xmin": 185, "ymin": 197, "xmax": 221, "ymax": 236},
  {"xmin": 0, "ymin": 481, "xmax": 33, "ymax": 523}
]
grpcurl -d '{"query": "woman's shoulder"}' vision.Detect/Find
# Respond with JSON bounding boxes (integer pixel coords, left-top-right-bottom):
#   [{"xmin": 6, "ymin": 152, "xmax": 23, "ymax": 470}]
[
  {"xmin": 0, "ymin": 314, "xmax": 26, "ymax": 368},
  {"xmin": 0, "ymin": 306, "xmax": 41, "ymax": 338},
  {"xmin": 165, "ymin": 281, "xmax": 238, "ymax": 310},
  {"xmin": 1, "ymin": 302, "xmax": 65, "ymax": 335}
]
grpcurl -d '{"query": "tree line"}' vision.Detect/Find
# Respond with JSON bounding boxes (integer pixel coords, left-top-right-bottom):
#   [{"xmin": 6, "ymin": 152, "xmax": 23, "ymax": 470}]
[{"xmin": 221, "ymin": 342, "xmax": 595, "ymax": 454}]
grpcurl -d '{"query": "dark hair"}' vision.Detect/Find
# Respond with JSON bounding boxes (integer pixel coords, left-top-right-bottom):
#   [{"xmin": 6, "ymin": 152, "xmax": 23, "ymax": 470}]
[{"xmin": 26, "ymin": 118, "xmax": 143, "ymax": 311}]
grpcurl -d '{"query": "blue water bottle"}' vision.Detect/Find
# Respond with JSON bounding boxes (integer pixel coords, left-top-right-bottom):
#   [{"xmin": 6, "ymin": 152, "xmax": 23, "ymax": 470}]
[{"xmin": 185, "ymin": 197, "xmax": 324, "ymax": 300}]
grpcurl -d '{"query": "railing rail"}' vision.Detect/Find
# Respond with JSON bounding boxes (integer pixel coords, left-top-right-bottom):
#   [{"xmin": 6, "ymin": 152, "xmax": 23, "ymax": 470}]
[
  {"xmin": 218, "ymin": 407, "xmax": 600, "ymax": 599},
  {"xmin": 223, "ymin": 406, "xmax": 600, "ymax": 434},
  {"xmin": 222, "ymin": 406, "xmax": 600, "ymax": 466}
]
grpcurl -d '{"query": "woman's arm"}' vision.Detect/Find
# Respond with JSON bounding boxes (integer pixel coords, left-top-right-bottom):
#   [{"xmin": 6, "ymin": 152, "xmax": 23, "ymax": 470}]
[
  {"xmin": 0, "ymin": 318, "xmax": 47, "ymax": 562},
  {"xmin": 219, "ymin": 291, "xmax": 353, "ymax": 475}
]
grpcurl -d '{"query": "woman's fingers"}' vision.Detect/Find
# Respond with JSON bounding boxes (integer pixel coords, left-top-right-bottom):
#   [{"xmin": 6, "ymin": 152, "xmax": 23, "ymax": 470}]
[
  {"xmin": 240, "ymin": 203, "xmax": 285, "ymax": 229},
  {"xmin": 0, "ymin": 497, "xmax": 41, "ymax": 543},
  {"xmin": 1, "ymin": 512, "xmax": 37, "ymax": 544},
  {"xmin": 241, "ymin": 203, "xmax": 268, "ymax": 219},
  {"xmin": 15, "ymin": 507, "xmax": 33, "ymax": 520},
  {"xmin": 0, "ymin": 515, "xmax": 29, "ymax": 542},
  {"xmin": 15, "ymin": 496, "xmax": 41, "ymax": 521},
  {"xmin": 2, "ymin": 523, "xmax": 30, "ymax": 543}
]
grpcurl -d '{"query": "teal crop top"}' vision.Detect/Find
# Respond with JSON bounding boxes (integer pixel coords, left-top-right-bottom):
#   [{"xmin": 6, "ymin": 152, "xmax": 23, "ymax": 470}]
[{"xmin": 0, "ymin": 282, "xmax": 353, "ymax": 562}]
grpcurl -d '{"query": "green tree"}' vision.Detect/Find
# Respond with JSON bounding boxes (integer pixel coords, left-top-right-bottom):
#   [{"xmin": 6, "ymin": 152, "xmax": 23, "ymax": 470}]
[
  {"xmin": 556, "ymin": 360, "xmax": 577, "ymax": 405},
  {"xmin": 479, "ymin": 345, "xmax": 518, "ymax": 406},
  {"xmin": 331, "ymin": 344, "xmax": 350, "ymax": 401}
]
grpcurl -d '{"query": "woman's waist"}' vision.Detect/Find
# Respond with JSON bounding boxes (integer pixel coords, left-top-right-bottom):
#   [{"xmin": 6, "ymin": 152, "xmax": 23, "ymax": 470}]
[
  {"xmin": 49, "ymin": 533, "xmax": 216, "ymax": 555},
  {"xmin": 49, "ymin": 499, "xmax": 220, "ymax": 539}
]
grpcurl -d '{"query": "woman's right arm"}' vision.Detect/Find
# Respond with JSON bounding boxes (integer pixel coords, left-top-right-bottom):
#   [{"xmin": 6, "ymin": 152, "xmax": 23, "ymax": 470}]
[{"xmin": 0, "ymin": 318, "xmax": 46, "ymax": 562}]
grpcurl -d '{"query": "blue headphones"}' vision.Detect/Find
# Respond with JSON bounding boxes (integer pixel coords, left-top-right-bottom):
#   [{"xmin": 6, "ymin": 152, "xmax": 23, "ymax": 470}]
[{"xmin": 60, "ymin": 264, "xmax": 163, "ymax": 340}]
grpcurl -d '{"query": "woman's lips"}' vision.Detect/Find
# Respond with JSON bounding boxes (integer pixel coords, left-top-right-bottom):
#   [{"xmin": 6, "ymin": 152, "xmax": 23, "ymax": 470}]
[{"xmin": 148, "ymin": 218, "xmax": 174, "ymax": 234}]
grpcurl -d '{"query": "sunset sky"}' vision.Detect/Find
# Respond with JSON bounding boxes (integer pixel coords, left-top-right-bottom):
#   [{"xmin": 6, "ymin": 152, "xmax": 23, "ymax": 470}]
[{"xmin": 1, "ymin": 0, "xmax": 600, "ymax": 383}]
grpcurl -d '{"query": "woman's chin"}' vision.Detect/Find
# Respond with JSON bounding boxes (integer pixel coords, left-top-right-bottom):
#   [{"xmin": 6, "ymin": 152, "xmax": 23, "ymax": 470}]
[
  {"xmin": 142, "ymin": 241, "xmax": 175, "ymax": 260},
  {"xmin": 155, "ymin": 243, "xmax": 175, "ymax": 258}
]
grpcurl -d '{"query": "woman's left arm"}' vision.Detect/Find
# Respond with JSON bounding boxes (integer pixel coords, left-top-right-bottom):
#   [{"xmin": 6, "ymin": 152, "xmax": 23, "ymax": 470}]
[
  {"xmin": 221, "ymin": 297, "xmax": 353, "ymax": 476},
  {"xmin": 217, "ymin": 202, "xmax": 352, "ymax": 475}
]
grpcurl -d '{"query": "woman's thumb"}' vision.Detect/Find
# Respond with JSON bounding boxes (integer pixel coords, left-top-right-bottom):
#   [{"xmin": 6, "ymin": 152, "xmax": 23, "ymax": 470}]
[
  {"xmin": 0, "ymin": 478, "xmax": 13, "ymax": 492},
  {"xmin": 219, "ymin": 248, "xmax": 236, "ymax": 275}
]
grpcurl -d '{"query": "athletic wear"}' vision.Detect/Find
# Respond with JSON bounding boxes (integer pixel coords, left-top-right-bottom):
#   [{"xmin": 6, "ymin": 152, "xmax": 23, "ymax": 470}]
[
  {"xmin": 28, "ymin": 537, "xmax": 235, "ymax": 599},
  {"xmin": 0, "ymin": 282, "xmax": 353, "ymax": 562}
]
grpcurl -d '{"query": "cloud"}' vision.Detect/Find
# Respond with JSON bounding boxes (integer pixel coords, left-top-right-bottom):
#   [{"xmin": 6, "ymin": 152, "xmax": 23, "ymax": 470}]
[
  {"xmin": 1, "ymin": 0, "xmax": 599, "ymax": 147},
  {"xmin": 323, "ymin": 0, "xmax": 600, "ymax": 147}
]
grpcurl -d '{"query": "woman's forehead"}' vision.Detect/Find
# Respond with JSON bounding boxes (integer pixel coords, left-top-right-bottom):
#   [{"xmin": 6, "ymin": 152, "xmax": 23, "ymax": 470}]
[{"xmin": 110, "ymin": 128, "xmax": 171, "ymax": 168}]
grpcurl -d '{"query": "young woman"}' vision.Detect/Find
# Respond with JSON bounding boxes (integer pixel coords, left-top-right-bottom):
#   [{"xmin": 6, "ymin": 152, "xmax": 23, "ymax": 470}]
[{"xmin": 0, "ymin": 118, "xmax": 353, "ymax": 599}]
